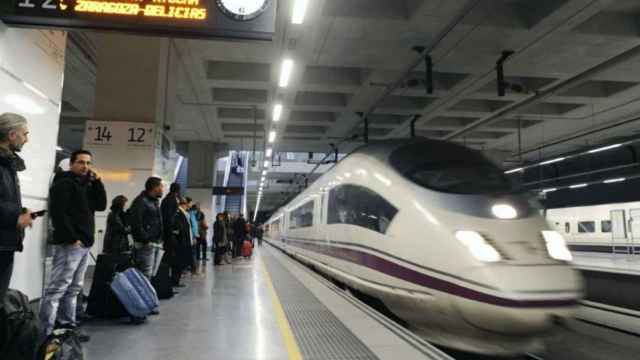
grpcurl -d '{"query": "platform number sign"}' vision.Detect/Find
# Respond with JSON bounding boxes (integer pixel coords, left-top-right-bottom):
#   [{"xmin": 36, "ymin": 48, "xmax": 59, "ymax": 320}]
[
  {"xmin": 17, "ymin": 0, "xmax": 57, "ymax": 10},
  {"xmin": 93, "ymin": 126, "xmax": 113, "ymax": 143},
  {"xmin": 128, "ymin": 127, "xmax": 149, "ymax": 144}
]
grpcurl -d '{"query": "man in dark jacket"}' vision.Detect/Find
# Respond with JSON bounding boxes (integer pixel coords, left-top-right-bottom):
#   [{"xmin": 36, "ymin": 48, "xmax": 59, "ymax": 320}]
[
  {"xmin": 233, "ymin": 214, "xmax": 247, "ymax": 258},
  {"xmin": 161, "ymin": 183, "xmax": 180, "ymax": 243},
  {"xmin": 0, "ymin": 113, "xmax": 33, "ymax": 301},
  {"xmin": 129, "ymin": 177, "xmax": 164, "ymax": 279},
  {"xmin": 40, "ymin": 150, "xmax": 107, "ymax": 338}
]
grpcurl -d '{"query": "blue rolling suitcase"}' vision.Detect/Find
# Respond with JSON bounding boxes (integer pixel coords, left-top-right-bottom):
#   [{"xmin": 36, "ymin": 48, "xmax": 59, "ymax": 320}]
[{"xmin": 110, "ymin": 268, "xmax": 159, "ymax": 318}]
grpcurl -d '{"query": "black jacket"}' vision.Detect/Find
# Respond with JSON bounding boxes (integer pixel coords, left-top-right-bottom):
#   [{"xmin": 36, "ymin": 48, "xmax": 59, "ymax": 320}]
[
  {"xmin": 49, "ymin": 172, "xmax": 107, "ymax": 247},
  {"xmin": 233, "ymin": 218, "xmax": 247, "ymax": 239},
  {"xmin": 172, "ymin": 210, "xmax": 193, "ymax": 268},
  {"xmin": 129, "ymin": 191, "xmax": 163, "ymax": 245},
  {"xmin": 213, "ymin": 220, "xmax": 228, "ymax": 247},
  {"xmin": 103, "ymin": 209, "xmax": 130, "ymax": 254},
  {"xmin": 160, "ymin": 193, "xmax": 178, "ymax": 241},
  {"xmin": 0, "ymin": 151, "xmax": 25, "ymax": 252}
]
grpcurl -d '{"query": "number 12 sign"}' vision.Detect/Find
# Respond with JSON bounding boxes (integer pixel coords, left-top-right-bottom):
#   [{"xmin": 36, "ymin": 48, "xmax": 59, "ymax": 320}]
[{"xmin": 84, "ymin": 121, "xmax": 154, "ymax": 147}]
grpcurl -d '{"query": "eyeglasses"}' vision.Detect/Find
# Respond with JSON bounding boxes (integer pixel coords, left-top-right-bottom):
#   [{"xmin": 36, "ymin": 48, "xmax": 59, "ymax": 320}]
[{"xmin": 73, "ymin": 160, "xmax": 92, "ymax": 166}]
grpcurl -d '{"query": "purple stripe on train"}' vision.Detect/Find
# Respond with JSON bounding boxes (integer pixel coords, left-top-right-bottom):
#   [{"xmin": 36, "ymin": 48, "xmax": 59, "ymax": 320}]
[{"xmin": 286, "ymin": 238, "xmax": 579, "ymax": 308}]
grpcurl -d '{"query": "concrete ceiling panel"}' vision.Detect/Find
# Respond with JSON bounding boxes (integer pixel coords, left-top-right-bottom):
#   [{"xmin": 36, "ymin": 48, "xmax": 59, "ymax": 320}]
[
  {"xmin": 211, "ymin": 88, "xmax": 269, "ymax": 104},
  {"xmin": 367, "ymin": 114, "xmax": 409, "ymax": 126},
  {"xmin": 322, "ymin": 0, "xmax": 414, "ymax": 20},
  {"xmin": 559, "ymin": 80, "xmax": 639, "ymax": 98},
  {"xmin": 294, "ymin": 91, "xmax": 352, "ymax": 107},
  {"xmin": 517, "ymin": 102, "xmax": 583, "ymax": 116},
  {"xmin": 427, "ymin": 116, "xmax": 479, "ymax": 127},
  {"xmin": 285, "ymin": 125, "xmax": 329, "ymax": 134},
  {"xmin": 449, "ymin": 99, "xmax": 514, "ymax": 113},
  {"xmin": 477, "ymin": 76, "xmax": 558, "ymax": 94},
  {"xmin": 289, "ymin": 111, "xmax": 336, "ymax": 123},
  {"xmin": 206, "ymin": 61, "xmax": 271, "ymax": 82},
  {"xmin": 463, "ymin": 0, "xmax": 569, "ymax": 29},
  {"xmin": 221, "ymin": 123, "xmax": 264, "ymax": 132},
  {"xmin": 378, "ymin": 95, "xmax": 435, "ymax": 111},
  {"xmin": 217, "ymin": 107, "xmax": 266, "ymax": 120},
  {"xmin": 573, "ymin": 11, "xmax": 640, "ymax": 37},
  {"xmin": 302, "ymin": 65, "xmax": 365, "ymax": 87},
  {"xmin": 490, "ymin": 119, "xmax": 544, "ymax": 129}
]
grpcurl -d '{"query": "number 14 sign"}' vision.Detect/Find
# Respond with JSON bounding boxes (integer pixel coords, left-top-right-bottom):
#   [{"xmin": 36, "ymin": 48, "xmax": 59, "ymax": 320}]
[{"xmin": 83, "ymin": 121, "xmax": 154, "ymax": 147}]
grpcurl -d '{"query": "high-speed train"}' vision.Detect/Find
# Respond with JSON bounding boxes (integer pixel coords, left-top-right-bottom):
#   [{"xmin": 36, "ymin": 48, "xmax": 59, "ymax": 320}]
[
  {"xmin": 546, "ymin": 201, "xmax": 640, "ymax": 254},
  {"xmin": 264, "ymin": 139, "xmax": 583, "ymax": 356}
]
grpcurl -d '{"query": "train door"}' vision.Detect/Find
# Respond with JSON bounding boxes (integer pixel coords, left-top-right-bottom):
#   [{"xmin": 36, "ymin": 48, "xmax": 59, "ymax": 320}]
[
  {"xmin": 628, "ymin": 209, "xmax": 640, "ymax": 255},
  {"xmin": 610, "ymin": 209, "xmax": 628, "ymax": 255}
]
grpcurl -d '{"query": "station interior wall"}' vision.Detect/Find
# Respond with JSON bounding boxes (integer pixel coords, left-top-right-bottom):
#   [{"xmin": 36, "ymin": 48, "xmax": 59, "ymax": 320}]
[{"xmin": 0, "ymin": 25, "xmax": 67, "ymax": 299}]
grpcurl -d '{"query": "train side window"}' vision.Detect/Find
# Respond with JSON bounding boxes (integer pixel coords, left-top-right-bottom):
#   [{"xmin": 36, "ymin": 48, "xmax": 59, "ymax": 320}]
[
  {"xmin": 289, "ymin": 201, "xmax": 314, "ymax": 229},
  {"xmin": 327, "ymin": 184, "xmax": 397, "ymax": 234},
  {"xmin": 578, "ymin": 221, "xmax": 595, "ymax": 233},
  {"xmin": 565, "ymin": 222, "xmax": 570, "ymax": 234},
  {"xmin": 601, "ymin": 220, "xmax": 612, "ymax": 233}
]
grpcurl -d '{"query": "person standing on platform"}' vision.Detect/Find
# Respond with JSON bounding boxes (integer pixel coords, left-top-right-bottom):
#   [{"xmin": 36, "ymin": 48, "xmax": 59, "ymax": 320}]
[
  {"xmin": 129, "ymin": 177, "xmax": 164, "ymax": 279},
  {"xmin": 224, "ymin": 212, "xmax": 235, "ymax": 257},
  {"xmin": 191, "ymin": 203, "xmax": 208, "ymax": 261},
  {"xmin": 256, "ymin": 225, "xmax": 264, "ymax": 247},
  {"xmin": 233, "ymin": 214, "xmax": 247, "ymax": 258},
  {"xmin": 213, "ymin": 213, "xmax": 228, "ymax": 266},
  {"xmin": 102, "ymin": 195, "xmax": 130, "ymax": 255},
  {"xmin": 0, "ymin": 113, "xmax": 33, "ymax": 302},
  {"xmin": 173, "ymin": 198, "xmax": 195, "ymax": 279},
  {"xmin": 41, "ymin": 150, "xmax": 107, "ymax": 339},
  {"xmin": 161, "ymin": 183, "xmax": 181, "ymax": 246}
]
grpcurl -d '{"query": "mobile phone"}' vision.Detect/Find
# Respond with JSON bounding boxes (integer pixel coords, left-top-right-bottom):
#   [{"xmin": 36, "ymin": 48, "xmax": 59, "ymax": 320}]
[{"xmin": 31, "ymin": 210, "xmax": 47, "ymax": 219}]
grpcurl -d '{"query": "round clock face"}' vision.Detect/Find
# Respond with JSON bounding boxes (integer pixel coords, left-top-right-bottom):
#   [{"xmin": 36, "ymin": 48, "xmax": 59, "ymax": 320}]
[{"xmin": 216, "ymin": 0, "xmax": 270, "ymax": 21}]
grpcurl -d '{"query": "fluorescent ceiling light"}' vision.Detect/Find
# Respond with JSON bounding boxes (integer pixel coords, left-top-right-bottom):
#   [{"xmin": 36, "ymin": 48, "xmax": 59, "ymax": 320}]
[
  {"xmin": 542, "ymin": 188, "xmax": 557, "ymax": 193},
  {"xmin": 273, "ymin": 104, "xmax": 283, "ymax": 122},
  {"xmin": 569, "ymin": 183, "xmax": 588, "ymax": 189},
  {"xmin": 604, "ymin": 178, "xmax": 626, "ymax": 184},
  {"xmin": 268, "ymin": 131, "xmax": 277, "ymax": 143},
  {"xmin": 504, "ymin": 167, "xmax": 523, "ymax": 174},
  {"xmin": 540, "ymin": 157, "xmax": 565, "ymax": 166},
  {"xmin": 261, "ymin": 176, "xmax": 266, "ymax": 182},
  {"xmin": 22, "ymin": 81, "xmax": 48, "ymax": 100},
  {"xmin": 262, "ymin": 170, "xmax": 267, "ymax": 176},
  {"xmin": 264, "ymin": 160, "xmax": 270, "ymax": 168},
  {"xmin": 279, "ymin": 59, "xmax": 294, "ymax": 88},
  {"xmin": 265, "ymin": 148, "xmax": 273, "ymax": 158},
  {"xmin": 56, "ymin": 146, "xmax": 63, "ymax": 151},
  {"xmin": 588, "ymin": 144, "xmax": 622, "ymax": 154},
  {"xmin": 292, "ymin": 0, "xmax": 309, "ymax": 24}
]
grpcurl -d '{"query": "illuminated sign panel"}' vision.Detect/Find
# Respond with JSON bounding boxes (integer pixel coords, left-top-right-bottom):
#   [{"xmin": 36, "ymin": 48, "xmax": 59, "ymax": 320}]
[{"xmin": 0, "ymin": 0, "xmax": 276, "ymax": 40}]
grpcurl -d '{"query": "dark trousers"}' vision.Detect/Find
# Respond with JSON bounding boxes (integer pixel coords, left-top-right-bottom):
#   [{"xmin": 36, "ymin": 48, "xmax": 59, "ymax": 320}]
[
  {"xmin": 195, "ymin": 238, "xmax": 207, "ymax": 260},
  {"xmin": 0, "ymin": 251, "xmax": 14, "ymax": 301},
  {"xmin": 233, "ymin": 237, "xmax": 242, "ymax": 257}
]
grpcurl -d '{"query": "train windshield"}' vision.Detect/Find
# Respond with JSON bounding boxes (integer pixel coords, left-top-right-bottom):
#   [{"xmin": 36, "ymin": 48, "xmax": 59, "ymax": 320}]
[
  {"xmin": 406, "ymin": 162, "xmax": 514, "ymax": 194},
  {"xmin": 389, "ymin": 141, "xmax": 516, "ymax": 195}
]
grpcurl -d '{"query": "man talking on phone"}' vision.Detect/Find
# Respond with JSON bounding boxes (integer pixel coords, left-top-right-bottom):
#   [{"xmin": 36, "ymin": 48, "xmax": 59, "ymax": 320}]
[
  {"xmin": 0, "ymin": 113, "xmax": 32, "ymax": 302},
  {"xmin": 41, "ymin": 150, "xmax": 107, "ymax": 341}
]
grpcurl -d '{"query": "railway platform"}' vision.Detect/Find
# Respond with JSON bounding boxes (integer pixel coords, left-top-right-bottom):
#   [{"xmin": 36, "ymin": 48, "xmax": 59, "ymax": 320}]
[{"xmin": 82, "ymin": 245, "xmax": 451, "ymax": 360}]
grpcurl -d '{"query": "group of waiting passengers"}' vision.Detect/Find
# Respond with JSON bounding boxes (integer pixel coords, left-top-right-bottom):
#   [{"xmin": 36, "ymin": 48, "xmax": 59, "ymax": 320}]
[{"xmin": 0, "ymin": 112, "xmax": 264, "ymax": 348}]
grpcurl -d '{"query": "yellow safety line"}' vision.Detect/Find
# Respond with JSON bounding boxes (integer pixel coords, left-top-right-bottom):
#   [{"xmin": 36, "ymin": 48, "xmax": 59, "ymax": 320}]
[{"xmin": 260, "ymin": 257, "xmax": 304, "ymax": 360}]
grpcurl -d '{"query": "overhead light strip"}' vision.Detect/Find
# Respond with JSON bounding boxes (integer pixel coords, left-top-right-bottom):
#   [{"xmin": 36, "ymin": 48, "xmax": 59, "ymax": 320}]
[{"xmin": 292, "ymin": 0, "xmax": 309, "ymax": 24}]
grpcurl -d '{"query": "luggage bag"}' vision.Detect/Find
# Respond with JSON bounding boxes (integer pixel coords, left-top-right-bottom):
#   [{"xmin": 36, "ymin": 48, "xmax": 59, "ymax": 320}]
[
  {"xmin": 110, "ymin": 268, "xmax": 159, "ymax": 318},
  {"xmin": 0, "ymin": 289, "xmax": 39, "ymax": 360},
  {"xmin": 151, "ymin": 262, "xmax": 173, "ymax": 300},
  {"xmin": 242, "ymin": 240, "xmax": 253, "ymax": 258},
  {"xmin": 86, "ymin": 253, "xmax": 131, "ymax": 318},
  {"xmin": 37, "ymin": 328, "xmax": 84, "ymax": 360}
]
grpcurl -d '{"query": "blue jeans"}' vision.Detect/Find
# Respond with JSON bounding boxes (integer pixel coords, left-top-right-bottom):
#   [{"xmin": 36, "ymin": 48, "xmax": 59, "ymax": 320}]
[
  {"xmin": 40, "ymin": 244, "xmax": 90, "ymax": 335},
  {"xmin": 135, "ymin": 243, "xmax": 162, "ymax": 279}
]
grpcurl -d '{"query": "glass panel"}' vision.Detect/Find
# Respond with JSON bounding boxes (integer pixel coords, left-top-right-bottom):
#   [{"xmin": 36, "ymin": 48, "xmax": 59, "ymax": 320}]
[
  {"xmin": 565, "ymin": 222, "xmax": 570, "ymax": 234},
  {"xmin": 328, "ymin": 185, "xmax": 397, "ymax": 234},
  {"xmin": 578, "ymin": 221, "xmax": 595, "ymax": 233},
  {"xmin": 407, "ymin": 163, "xmax": 514, "ymax": 194},
  {"xmin": 289, "ymin": 201, "xmax": 314, "ymax": 229},
  {"xmin": 601, "ymin": 220, "xmax": 612, "ymax": 233}
]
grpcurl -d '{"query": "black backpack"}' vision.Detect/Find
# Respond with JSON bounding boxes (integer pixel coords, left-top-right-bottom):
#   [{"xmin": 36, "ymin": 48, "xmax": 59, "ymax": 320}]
[
  {"xmin": 0, "ymin": 289, "xmax": 40, "ymax": 360},
  {"xmin": 37, "ymin": 329, "xmax": 84, "ymax": 360}
]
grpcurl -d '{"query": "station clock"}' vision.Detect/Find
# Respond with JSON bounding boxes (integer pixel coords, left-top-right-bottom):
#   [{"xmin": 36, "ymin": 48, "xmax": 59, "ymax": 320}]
[{"xmin": 216, "ymin": 0, "xmax": 271, "ymax": 21}]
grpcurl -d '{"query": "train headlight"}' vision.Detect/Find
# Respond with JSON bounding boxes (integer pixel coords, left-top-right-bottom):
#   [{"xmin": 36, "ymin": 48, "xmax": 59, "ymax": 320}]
[
  {"xmin": 491, "ymin": 204, "xmax": 518, "ymax": 219},
  {"xmin": 455, "ymin": 231, "xmax": 502, "ymax": 263},
  {"xmin": 542, "ymin": 231, "xmax": 573, "ymax": 262}
]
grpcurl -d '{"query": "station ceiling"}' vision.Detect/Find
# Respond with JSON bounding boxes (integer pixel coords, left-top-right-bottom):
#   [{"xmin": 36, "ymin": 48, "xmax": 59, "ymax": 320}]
[{"xmin": 59, "ymin": 0, "xmax": 640, "ymax": 210}]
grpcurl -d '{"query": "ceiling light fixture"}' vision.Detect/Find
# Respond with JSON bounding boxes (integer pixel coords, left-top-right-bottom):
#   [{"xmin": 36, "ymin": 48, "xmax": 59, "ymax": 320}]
[
  {"xmin": 273, "ymin": 104, "xmax": 283, "ymax": 122},
  {"xmin": 588, "ymin": 144, "xmax": 622, "ymax": 154},
  {"xmin": 279, "ymin": 59, "xmax": 294, "ymax": 88},
  {"xmin": 540, "ymin": 157, "xmax": 565, "ymax": 166},
  {"xmin": 569, "ymin": 183, "xmax": 588, "ymax": 189},
  {"xmin": 268, "ymin": 130, "xmax": 277, "ymax": 143},
  {"xmin": 504, "ymin": 167, "xmax": 523, "ymax": 175},
  {"xmin": 604, "ymin": 178, "xmax": 626, "ymax": 184},
  {"xmin": 292, "ymin": 0, "xmax": 309, "ymax": 24},
  {"xmin": 265, "ymin": 148, "xmax": 273, "ymax": 157}
]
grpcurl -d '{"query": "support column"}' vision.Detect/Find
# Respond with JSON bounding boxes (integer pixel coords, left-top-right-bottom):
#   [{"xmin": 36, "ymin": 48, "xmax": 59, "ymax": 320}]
[
  {"xmin": 86, "ymin": 33, "xmax": 180, "ymax": 253},
  {"xmin": 185, "ymin": 142, "xmax": 227, "ymax": 240}
]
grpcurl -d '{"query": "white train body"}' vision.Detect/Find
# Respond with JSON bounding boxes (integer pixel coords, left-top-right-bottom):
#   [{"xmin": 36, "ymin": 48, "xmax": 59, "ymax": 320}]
[
  {"xmin": 265, "ymin": 139, "xmax": 583, "ymax": 356},
  {"xmin": 546, "ymin": 202, "xmax": 640, "ymax": 254}
]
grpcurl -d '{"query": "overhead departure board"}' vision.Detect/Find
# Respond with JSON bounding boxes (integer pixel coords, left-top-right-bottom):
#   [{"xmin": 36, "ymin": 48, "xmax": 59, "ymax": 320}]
[{"xmin": 0, "ymin": 0, "xmax": 276, "ymax": 40}]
